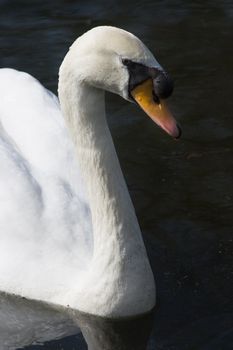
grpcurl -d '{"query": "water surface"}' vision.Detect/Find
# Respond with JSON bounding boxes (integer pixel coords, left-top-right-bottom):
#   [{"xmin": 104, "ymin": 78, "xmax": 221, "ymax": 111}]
[{"xmin": 0, "ymin": 0, "xmax": 233, "ymax": 349}]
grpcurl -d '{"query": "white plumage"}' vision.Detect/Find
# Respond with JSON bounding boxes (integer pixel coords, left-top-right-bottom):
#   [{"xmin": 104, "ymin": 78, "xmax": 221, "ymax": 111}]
[
  {"xmin": 0, "ymin": 26, "xmax": 165, "ymax": 317},
  {"xmin": 0, "ymin": 68, "xmax": 92, "ymax": 296}
]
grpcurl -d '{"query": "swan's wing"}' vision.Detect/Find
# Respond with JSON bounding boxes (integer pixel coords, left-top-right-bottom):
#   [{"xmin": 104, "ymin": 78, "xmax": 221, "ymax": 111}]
[
  {"xmin": 0, "ymin": 293, "xmax": 80, "ymax": 349},
  {"xmin": 0, "ymin": 68, "xmax": 93, "ymax": 302}
]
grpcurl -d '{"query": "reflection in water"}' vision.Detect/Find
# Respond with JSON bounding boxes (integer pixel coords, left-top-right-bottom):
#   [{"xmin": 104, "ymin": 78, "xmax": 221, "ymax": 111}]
[
  {"xmin": 0, "ymin": 293, "xmax": 153, "ymax": 350},
  {"xmin": 74, "ymin": 310, "xmax": 153, "ymax": 350}
]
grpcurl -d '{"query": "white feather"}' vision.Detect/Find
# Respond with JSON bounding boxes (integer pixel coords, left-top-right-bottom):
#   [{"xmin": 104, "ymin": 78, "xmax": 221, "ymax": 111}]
[{"xmin": 0, "ymin": 26, "xmax": 157, "ymax": 317}]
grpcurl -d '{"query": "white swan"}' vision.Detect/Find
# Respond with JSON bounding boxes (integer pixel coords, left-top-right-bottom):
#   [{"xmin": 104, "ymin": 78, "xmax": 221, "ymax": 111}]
[{"xmin": 0, "ymin": 26, "xmax": 180, "ymax": 318}]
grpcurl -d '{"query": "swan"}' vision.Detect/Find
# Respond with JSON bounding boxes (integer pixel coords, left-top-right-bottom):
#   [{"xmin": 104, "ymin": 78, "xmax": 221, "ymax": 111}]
[{"xmin": 0, "ymin": 26, "xmax": 180, "ymax": 318}]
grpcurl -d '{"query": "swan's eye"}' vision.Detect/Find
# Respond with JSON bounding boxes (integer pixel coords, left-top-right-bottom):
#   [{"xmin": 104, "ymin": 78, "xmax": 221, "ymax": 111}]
[{"xmin": 122, "ymin": 58, "xmax": 131, "ymax": 66}]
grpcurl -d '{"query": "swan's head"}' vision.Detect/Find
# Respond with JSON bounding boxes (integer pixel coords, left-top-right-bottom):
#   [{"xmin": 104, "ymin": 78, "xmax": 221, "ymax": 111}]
[{"xmin": 60, "ymin": 26, "xmax": 181, "ymax": 138}]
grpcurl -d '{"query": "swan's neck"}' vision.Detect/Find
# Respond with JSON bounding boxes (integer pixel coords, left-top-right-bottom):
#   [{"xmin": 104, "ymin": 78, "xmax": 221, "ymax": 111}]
[{"xmin": 58, "ymin": 68, "xmax": 155, "ymax": 317}]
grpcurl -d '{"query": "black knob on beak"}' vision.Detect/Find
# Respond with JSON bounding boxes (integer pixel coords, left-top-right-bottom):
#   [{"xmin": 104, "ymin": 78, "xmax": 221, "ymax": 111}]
[{"xmin": 153, "ymin": 72, "xmax": 174, "ymax": 99}]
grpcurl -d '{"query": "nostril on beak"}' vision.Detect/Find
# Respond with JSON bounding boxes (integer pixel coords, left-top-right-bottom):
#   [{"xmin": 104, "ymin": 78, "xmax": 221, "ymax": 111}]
[{"xmin": 152, "ymin": 89, "xmax": 159, "ymax": 103}]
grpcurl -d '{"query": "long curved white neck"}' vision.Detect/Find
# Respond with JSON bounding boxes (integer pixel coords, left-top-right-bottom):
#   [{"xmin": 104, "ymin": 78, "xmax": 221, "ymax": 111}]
[{"xmin": 58, "ymin": 59, "xmax": 155, "ymax": 317}]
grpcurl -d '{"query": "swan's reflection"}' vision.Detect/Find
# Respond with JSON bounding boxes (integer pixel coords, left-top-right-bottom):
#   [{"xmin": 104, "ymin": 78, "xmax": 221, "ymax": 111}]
[
  {"xmin": 70, "ymin": 309, "xmax": 154, "ymax": 350},
  {"xmin": 0, "ymin": 293, "xmax": 154, "ymax": 350}
]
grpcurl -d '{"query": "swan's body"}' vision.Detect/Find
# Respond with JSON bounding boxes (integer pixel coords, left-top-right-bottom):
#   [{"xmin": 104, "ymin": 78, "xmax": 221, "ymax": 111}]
[
  {"xmin": 0, "ymin": 68, "xmax": 93, "ymax": 301},
  {"xmin": 0, "ymin": 26, "xmax": 179, "ymax": 317}
]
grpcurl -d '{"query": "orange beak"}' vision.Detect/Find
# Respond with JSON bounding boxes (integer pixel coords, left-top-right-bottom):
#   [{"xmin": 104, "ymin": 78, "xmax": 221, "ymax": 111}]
[{"xmin": 131, "ymin": 79, "xmax": 181, "ymax": 139}]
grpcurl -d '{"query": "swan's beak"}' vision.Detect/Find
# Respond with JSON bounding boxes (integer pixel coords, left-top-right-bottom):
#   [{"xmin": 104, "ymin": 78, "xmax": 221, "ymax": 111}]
[{"xmin": 131, "ymin": 79, "xmax": 181, "ymax": 139}]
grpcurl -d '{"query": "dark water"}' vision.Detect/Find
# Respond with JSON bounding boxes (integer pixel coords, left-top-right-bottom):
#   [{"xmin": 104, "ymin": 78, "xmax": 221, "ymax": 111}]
[{"xmin": 0, "ymin": 0, "xmax": 233, "ymax": 349}]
